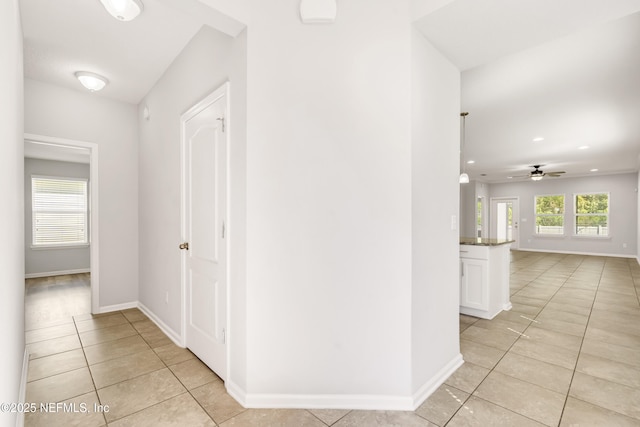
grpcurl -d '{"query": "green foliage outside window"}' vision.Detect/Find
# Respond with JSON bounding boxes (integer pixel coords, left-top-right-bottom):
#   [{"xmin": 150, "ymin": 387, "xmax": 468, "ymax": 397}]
[
  {"xmin": 535, "ymin": 195, "xmax": 564, "ymax": 234},
  {"xmin": 575, "ymin": 193, "xmax": 609, "ymax": 235}
]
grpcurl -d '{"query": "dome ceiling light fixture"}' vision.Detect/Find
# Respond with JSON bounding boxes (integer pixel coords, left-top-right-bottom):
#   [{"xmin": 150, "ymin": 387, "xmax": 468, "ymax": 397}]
[
  {"xmin": 100, "ymin": 0, "xmax": 144, "ymax": 21},
  {"xmin": 75, "ymin": 71, "xmax": 109, "ymax": 92}
]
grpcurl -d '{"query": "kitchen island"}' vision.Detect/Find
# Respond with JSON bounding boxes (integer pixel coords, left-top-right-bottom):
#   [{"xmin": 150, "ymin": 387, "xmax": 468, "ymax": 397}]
[{"xmin": 459, "ymin": 237, "xmax": 513, "ymax": 319}]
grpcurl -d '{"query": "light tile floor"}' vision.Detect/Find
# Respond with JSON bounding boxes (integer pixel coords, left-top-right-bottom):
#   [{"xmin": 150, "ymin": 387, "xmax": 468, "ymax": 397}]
[{"xmin": 24, "ymin": 252, "xmax": 640, "ymax": 426}]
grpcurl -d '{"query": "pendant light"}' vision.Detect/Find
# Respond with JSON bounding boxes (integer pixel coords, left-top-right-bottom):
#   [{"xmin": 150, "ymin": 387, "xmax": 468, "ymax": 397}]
[
  {"xmin": 100, "ymin": 0, "xmax": 144, "ymax": 21},
  {"xmin": 459, "ymin": 112, "xmax": 470, "ymax": 184}
]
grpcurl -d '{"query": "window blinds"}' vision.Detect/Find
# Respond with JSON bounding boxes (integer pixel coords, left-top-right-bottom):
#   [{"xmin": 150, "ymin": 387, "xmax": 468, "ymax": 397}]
[{"xmin": 32, "ymin": 176, "xmax": 88, "ymax": 246}]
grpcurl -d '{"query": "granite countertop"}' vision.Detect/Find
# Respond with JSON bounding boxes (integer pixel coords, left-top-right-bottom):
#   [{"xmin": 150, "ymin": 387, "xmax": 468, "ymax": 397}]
[{"xmin": 460, "ymin": 237, "xmax": 515, "ymax": 246}]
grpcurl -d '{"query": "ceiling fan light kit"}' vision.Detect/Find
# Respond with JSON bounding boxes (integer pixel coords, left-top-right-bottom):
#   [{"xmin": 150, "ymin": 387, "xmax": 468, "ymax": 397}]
[
  {"xmin": 527, "ymin": 165, "xmax": 565, "ymax": 181},
  {"xmin": 100, "ymin": 0, "xmax": 144, "ymax": 21}
]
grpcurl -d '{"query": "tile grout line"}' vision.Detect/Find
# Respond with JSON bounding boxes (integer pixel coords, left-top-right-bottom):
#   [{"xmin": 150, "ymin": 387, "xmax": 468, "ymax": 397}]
[
  {"xmin": 552, "ymin": 256, "xmax": 604, "ymax": 426},
  {"xmin": 448, "ymin": 253, "xmax": 612, "ymax": 426},
  {"xmin": 444, "ymin": 252, "xmax": 576, "ymax": 426}
]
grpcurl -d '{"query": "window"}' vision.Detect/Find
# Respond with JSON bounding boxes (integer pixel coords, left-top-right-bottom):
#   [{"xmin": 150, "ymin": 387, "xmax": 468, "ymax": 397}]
[
  {"xmin": 575, "ymin": 193, "xmax": 609, "ymax": 236},
  {"xmin": 535, "ymin": 194, "xmax": 564, "ymax": 235},
  {"xmin": 32, "ymin": 176, "xmax": 88, "ymax": 247}
]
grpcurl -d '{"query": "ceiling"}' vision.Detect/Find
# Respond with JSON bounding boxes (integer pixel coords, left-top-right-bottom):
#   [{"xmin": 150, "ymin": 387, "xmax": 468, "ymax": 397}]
[
  {"xmin": 416, "ymin": 0, "xmax": 640, "ymax": 183},
  {"xmin": 21, "ymin": 0, "xmax": 640, "ymax": 180},
  {"xmin": 21, "ymin": 0, "xmax": 212, "ymax": 104}
]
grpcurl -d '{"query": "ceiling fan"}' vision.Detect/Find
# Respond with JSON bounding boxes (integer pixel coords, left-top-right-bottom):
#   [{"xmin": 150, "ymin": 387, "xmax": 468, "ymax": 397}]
[{"xmin": 516, "ymin": 165, "xmax": 566, "ymax": 181}]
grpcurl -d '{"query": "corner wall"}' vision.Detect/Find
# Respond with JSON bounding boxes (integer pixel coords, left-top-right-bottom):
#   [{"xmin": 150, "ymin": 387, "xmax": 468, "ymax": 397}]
[
  {"xmin": 411, "ymin": 27, "xmax": 462, "ymax": 399},
  {"xmin": 24, "ymin": 79, "xmax": 139, "ymax": 309},
  {"xmin": 0, "ymin": 1, "xmax": 25, "ymax": 425},
  {"xmin": 243, "ymin": 0, "xmax": 414, "ymax": 405},
  {"xmin": 137, "ymin": 25, "xmax": 248, "ymax": 385}
]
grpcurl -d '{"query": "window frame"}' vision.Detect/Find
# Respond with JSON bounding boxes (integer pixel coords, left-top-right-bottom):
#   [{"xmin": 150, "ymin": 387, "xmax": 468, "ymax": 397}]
[
  {"xmin": 31, "ymin": 175, "xmax": 89, "ymax": 249},
  {"xmin": 534, "ymin": 193, "xmax": 566, "ymax": 236},
  {"xmin": 573, "ymin": 192, "xmax": 610, "ymax": 238}
]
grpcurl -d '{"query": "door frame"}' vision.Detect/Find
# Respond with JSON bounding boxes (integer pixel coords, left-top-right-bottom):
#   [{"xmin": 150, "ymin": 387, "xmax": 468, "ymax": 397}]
[
  {"xmin": 180, "ymin": 82, "xmax": 231, "ymax": 379},
  {"xmin": 24, "ymin": 133, "xmax": 100, "ymax": 313},
  {"xmin": 490, "ymin": 196, "xmax": 519, "ymax": 249}
]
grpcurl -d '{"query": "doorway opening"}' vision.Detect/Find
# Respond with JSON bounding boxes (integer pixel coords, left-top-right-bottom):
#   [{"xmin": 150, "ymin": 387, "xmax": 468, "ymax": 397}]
[
  {"xmin": 490, "ymin": 197, "xmax": 519, "ymax": 249},
  {"xmin": 24, "ymin": 134, "xmax": 100, "ymax": 330}
]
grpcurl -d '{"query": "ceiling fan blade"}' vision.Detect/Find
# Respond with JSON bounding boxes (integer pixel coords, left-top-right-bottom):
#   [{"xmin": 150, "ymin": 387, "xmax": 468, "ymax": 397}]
[{"xmin": 545, "ymin": 171, "xmax": 566, "ymax": 177}]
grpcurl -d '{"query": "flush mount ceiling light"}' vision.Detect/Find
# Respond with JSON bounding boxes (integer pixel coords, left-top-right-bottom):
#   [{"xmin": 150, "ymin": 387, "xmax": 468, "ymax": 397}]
[
  {"xmin": 100, "ymin": 0, "xmax": 144, "ymax": 21},
  {"xmin": 75, "ymin": 71, "xmax": 109, "ymax": 92},
  {"xmin": 300, "ymin": 0, "xmax": 337, "ymax": 24}
]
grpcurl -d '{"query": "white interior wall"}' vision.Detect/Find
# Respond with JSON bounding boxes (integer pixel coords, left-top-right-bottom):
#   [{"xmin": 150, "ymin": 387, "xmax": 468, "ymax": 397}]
[
  {"xmin": 0, "ymin": 1, "xmax": 25, "ymax": 425},
  {"xmin": 411, "ymin": 28, "xmax": 462, "ymax": 398},
  {"xmin": 24, "ymin": 158, "xmax": 90, "ymax": 276},
  {"xmin": 24, "ymin": 79, "xmax": 139, "ymax": 309},
  {"xmin": 243, "ymin": 0, "xmax": 415, "ymax": 405},
  {"xmin": 489, "ymin": 173, "xmax": 638, "ymax": 256},
  {"xmin": 137, "ymin": 25, "xmax": 247, "ymax": 382}
]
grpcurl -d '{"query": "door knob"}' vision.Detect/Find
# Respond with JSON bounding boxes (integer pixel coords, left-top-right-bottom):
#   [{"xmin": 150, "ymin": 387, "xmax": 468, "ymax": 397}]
[{"xmin": 179, "ymin": 242, "xmax": 189, "ymax": 250}]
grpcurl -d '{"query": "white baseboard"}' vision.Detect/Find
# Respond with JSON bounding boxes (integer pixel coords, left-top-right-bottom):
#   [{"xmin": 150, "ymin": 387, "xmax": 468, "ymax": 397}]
[
  {"xmin": 137, "ymin": 302, "xmax": 184, "ymax": 348},
  {"xmin": 16, "ymin": 348, "xmax": 29, "ymax": 427},
  {"xmin": 515, "ymin": 248, "xmax": 635, "ymax": 259},
  {"xmin": 411, "ymin": 353, "xmax": 464, "ymax": 410},
  {"xmin": 25, "ymin": 268, "xmax": 90, "ymax": 279},
  {"xmin": 225, "ymin": 353, "xmax": 464, "ymax": 411},
  {"xmin": 98, "ymin": 301, "xmax": 139, "ymax": 314}
]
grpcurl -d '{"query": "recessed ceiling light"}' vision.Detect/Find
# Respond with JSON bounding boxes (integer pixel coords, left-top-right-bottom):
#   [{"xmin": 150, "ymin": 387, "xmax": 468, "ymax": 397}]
[
  {"xmin": 532, "ymin": 137, "xmax": 544, "ymax": 142},
  {"xmin": 579, "ymin": 145, "xmax": 590, "ymax": 150},
  {"xmin": 467, "ymin": 160, "xmax": 475, "ymax": 164},
  {"xmin": 74, "ymin": 71, "xmax": 108, "ymax": 91},
  {"xmin": 507, "ymin": 176, "xmax": 513, "ymax": 179},
  {"xmin": 100, "ymin": 0, "xmax": 144, "ymax": 21},
  {"xmin": 590, "ymin": 168, "xmax": 598, "ymax": 172}
]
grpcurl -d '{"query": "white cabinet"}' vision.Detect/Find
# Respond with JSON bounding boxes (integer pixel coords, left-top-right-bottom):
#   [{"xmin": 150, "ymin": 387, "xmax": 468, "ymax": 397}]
[
  {"xmin": 459, "ymin": 243, "xmax": 512, "ymax": 319},
  {"xmin": 460, "ymin": 257, "xmax": 488, "ymax": 311}
]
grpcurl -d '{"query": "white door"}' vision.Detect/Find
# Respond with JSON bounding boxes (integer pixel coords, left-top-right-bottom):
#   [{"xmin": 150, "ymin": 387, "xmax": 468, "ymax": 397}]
[
  {"xmin": 181, "ymin": 83, "xmax": 229, "ymax": 380},
  {"xmin": 491, "ymin": 197, "xmax": 519, "ymax": 249}
]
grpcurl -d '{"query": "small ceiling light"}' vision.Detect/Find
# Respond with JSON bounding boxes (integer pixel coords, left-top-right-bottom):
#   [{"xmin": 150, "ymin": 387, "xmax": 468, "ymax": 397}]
[
  {"xmin": 533, "ymin": 137, "xmax": 544, "ymax": 142},
  {"xmin": 459, "ymin": 173, "xmax": 470, "ymax": 184},
  {"xmin": 467, "ymin": 160, "xmax": 475, "ymax": 164},
  {"xmin": 579, "ymin": 145, "xmax": 590, "ymax": 150},
  {"xmin": 590, "ymin": 168, "xmax": 599, "ymax": 172},
  {"xmin": 100, "ymin": 0, "xmax": 144, "ymax": 21},
  {"xmin": 531, "ymin": 175, "xmax": 543, "ymax": 181},
  {"xmin": 75, "ymin": 71, "xmax": 108, "ymax": 91}
]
